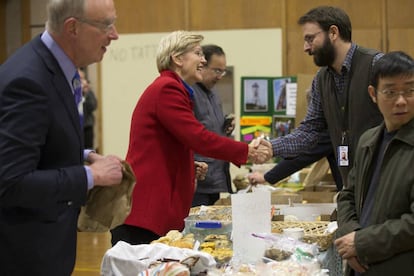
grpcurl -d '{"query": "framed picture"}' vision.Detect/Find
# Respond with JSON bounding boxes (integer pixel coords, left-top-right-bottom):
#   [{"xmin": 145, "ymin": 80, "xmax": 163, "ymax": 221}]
[
  {"xmin": 243, "ymin": 79, "xmax": 268, "ymax": 112},
  {"xmin": 273, "ymin": 77, "xmax": 294, "ymax": 112},
  {"xmin": 272, "ymin": 116, "xmax": 295, "ymax": 138}
]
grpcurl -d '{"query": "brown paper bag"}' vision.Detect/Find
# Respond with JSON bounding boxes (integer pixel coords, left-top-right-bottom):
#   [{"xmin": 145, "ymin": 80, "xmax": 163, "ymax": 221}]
[{"xmin": 78, "ymin": 161, "xmax": 136, "ymax": 232}]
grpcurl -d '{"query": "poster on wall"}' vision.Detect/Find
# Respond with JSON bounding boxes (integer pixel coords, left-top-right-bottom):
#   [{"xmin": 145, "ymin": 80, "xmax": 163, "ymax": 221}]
[
  {"xmin": 285, "ymin": 82, "xmax": 298, "ymax": 116},
  {"xmin": 272, "ymin": 116, "xmax": 295, "ymax": 138},
  {"xmin": 243, "ymin": 79, "xmax": 268, "ymax": 112},
  {"xmin": 273, "ymin": 78, "xmax": 288, "ymax": 112},
  {"xmin": 239, "ymin": 116, "xmax": 272, "ymax": 143},
  {"xmin": 240, "ymin": 76, "xmax": 297, "ymax": 142},
  {"xmin": 272, "ymin": 77, "xmax": 296, "ymax": 115}
]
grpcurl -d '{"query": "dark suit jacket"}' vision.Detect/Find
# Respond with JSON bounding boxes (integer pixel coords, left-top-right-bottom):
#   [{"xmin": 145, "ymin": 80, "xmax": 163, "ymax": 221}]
[{"xmin": 0, "ymin": 35, "xmax": 88, "ymax": 275}]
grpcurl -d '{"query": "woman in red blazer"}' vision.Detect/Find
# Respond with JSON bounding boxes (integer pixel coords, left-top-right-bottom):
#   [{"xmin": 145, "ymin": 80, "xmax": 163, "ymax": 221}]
[{"xmin": 111, "ymin": 31, "xmax": 272, "ymax": 245}]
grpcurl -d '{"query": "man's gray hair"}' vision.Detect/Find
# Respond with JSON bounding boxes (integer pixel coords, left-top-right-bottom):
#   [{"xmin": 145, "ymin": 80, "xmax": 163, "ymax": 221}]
[{"xmin": 46, "ymin": 0, "xmax": 86, "ymax": 33}]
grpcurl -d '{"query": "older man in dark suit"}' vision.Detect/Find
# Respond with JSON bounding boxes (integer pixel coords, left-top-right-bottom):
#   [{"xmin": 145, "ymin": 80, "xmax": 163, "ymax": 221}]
[{"xmin": 0, "ymin": 0, "xmax": 122, "ymax": 275}]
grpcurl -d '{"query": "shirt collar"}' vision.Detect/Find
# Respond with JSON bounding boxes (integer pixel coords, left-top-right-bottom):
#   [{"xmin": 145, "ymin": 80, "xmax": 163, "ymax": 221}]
[
  {"xmin": 196, "ymin": 82, "xmax": 212, "ymax": 93},
  {"xmin": 41, "ymin": 30, "xmax": 77, "ymax": 88},
  {"xmin": 181, "ymin": 79, "xmax": 194, "ymax": 99},
  {"xmin": 327, "ymin": 43, "xmax": 357, "ymax": 75}
]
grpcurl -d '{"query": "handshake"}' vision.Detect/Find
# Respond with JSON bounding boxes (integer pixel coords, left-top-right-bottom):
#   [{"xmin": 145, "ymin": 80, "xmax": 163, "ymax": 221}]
[{"xmin": 247, "ymin": 138, "xmax": 273, "ymax": 164}]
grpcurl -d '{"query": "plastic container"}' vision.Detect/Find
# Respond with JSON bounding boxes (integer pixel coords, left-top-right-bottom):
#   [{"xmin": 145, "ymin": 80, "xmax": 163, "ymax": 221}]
[
  {"xmin": 282, "ymin": 227, "xmax": 305, "ymax": 240},
  {"xmin": 183, "ymin": 215, "xmax": 232, "ymax": 242}
]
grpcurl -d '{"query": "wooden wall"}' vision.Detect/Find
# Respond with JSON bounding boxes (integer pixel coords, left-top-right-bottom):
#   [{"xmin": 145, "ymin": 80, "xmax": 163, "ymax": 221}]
[
  {"xmin": 386, "ymin": 0, "xmax": 414, "ymax": 54},
  {"xmin": 1, "ymin": 0, "xmax": 414, "ymax": 73},
  {"xmin": 112, "ymin": 0, "xmax": 414, "ymax": 76},
  {"xmin": 1, "ymin": 0, "xmax": 413, "ymax": 152},
  {"xmin": 113, "ymin": 0, "xmax": 284, "ymax": 32}
]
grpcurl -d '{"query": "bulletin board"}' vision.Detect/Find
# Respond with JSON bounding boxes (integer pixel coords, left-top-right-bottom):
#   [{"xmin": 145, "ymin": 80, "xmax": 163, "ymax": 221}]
[
  {"xmin": 100, "ymin": 29, "xmax": 282, "ymax": 157},
  {"xmin": 239, "ymin": 76, "xmax": 297, "ymax": 143}
]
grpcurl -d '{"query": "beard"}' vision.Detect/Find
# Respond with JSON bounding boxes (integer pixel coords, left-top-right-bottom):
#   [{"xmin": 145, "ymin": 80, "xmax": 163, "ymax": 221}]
[{"xmin": 312, "ymin": 37, "xmax": 336, "ymax": 67}]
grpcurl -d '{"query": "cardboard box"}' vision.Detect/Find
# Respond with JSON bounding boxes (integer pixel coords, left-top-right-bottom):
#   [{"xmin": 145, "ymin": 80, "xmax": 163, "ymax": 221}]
[
  {"xmin": 215, "ymin": 192, "xmax": 303, "ymax": 205},
  {"xmin": 275, "ymin": 203, "xmax": 337, "ymax": 221},
  {"xmin": 271, "ymin": 192, "xmax": 302, "ymax": 204},
  {"xmin": 299, "ymin": 191, "xmax": 337, "ymax": 203},
  {"xmin": 314, "ymin": 182, "xmax": 337, "ymax": 192}
]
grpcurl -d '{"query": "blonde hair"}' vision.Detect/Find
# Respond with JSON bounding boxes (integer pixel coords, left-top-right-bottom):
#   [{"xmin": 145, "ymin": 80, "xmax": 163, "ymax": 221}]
[{"xmin": 156, "ymin": 30, "xmax": 204, "ymax": 72}]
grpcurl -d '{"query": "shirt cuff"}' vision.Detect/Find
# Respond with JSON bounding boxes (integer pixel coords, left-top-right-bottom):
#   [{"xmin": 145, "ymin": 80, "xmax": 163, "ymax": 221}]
[
  {"xmin": 83, "ymin": 149, "xmax": 95, "ymax": 161},
  {"xmin": 84, "ymin": 165, "xmax": 94, "ymax": 190}
]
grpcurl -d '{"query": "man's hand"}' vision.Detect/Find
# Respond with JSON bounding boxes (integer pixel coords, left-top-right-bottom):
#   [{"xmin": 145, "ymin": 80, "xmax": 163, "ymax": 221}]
[
  {"xmin": 224, "ymin": 114, "xmax": 235, "ymax": 136},
  {"xmin": 248, "ymin": 138, "xmax": 273, "ymax": 164},
  {"xmin": 346, "ymin": 257, "xmax": 368, "ymax": 273},
  {"xmin": 256, "ymin": 139, "xmax": 273, "ymax": 163},
  {"xmin": 194, "ymin": 161, "xmax": 208, "ymax": 181},
  {"xmin": 86, "ymin": 151, "xmax": 105, "ymax": 163},
  {"xmin": 88, "ymin": 155, "xmax": 123, "ymax": 187},
  {"xmin": 334, "ymin": 231, "xmax": 357, "ymax": 259},
  {"xmin": 335, "ymin": 231, "xmax": 369, "ymax": 273},
  {"xmin": 247, "ymin": 171, "xmax": 266, "ymax": 185}
]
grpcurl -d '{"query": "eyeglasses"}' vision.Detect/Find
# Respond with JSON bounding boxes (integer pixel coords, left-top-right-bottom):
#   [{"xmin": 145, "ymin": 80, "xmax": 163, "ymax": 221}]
[
  {"xmin": 304, "ymin": 31, "xmax": 323, "ymax": 44},
  {"xmin": 377, "ymin": 87, "xmax": 414, "ymax": 100},
  {"xmin": 206, "ymin": 67, "xmax": 227, "ymax": 77},
  {"xmin": 192, "ymin": 50, "xmax": 205, "ymax": 58},
  {"xmin": 75, "ymin": 17, "xmax": 116, "ymax": 33}
]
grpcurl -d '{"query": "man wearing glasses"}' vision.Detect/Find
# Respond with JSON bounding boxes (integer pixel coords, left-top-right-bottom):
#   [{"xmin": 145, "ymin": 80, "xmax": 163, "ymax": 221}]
[
  {"xmin": 266, "ymin": 6, "xmax": 384, "ymax": 189},
  {"xmin": 0, "ymin": 0, "xmax": 121, "ymax": 275},
  {"xmin": 335, "ymin": 51, "xmax": 414, "ymax": 276},
  {"xmin": 191, "ymin": 44, "xmax": 234, "ymax": 207}
]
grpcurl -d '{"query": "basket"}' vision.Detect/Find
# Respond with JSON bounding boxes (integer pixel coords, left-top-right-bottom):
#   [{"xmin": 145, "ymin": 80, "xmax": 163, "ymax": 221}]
[
  {"xmin": 188, "ymin": 207, "xmax": 335, "ymax": 251},
  {"xmin": 271, "ymin": 221, "xmax": 334, "ymax": 251}
]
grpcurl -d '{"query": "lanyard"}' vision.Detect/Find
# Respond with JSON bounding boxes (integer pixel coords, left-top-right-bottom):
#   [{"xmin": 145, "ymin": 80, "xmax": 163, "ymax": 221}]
[{"xmin": 331, "ymin": 67, "xmax": 351, "ymax": 145}]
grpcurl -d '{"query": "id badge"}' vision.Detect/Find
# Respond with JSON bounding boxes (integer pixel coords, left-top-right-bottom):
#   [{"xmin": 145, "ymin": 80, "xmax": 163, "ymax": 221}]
[{"xmin": 338, "ymin": 145, "xmax": 349, "ymax": 167}]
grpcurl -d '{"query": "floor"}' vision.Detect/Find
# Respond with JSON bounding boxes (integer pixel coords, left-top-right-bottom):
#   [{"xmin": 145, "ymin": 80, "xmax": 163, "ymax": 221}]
[{"xmin": 72, "ymin": 231, "xmax": 111, "ymax": 276}]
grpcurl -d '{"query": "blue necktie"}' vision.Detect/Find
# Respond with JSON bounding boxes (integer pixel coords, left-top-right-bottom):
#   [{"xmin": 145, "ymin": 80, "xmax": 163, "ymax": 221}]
[{"xmin": 72, "ymin": 71, "xmax": 84, "ymax": 127}]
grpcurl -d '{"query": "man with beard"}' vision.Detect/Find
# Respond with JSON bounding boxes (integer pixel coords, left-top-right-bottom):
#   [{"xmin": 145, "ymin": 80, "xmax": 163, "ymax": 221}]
[{"xmin": 265, "ymin": 6, "xmax": 384, "ymax": 188}]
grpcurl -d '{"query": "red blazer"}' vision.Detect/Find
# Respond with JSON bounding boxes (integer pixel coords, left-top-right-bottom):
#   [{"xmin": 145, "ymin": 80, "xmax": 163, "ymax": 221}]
[{"xmin": 125, "ymin": 70, "xmax": 248, "ymax": 235}]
